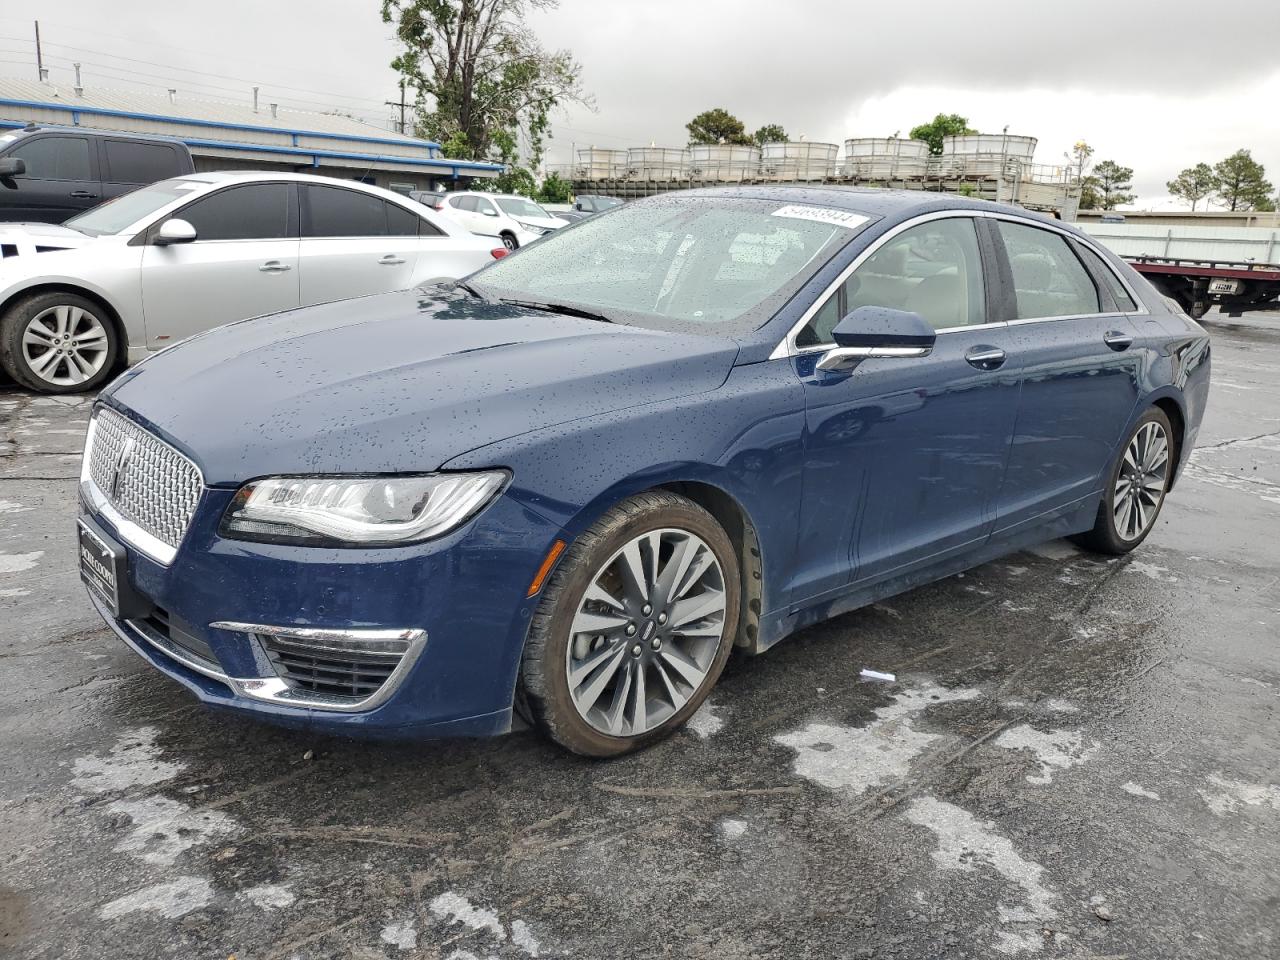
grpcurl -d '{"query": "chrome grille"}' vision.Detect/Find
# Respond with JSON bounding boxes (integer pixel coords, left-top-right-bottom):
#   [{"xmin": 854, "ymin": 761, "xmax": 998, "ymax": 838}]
[
  {"xmin": 260, "ymin": 633, "xmax": 407, "ymax": 700},
  {"xmin": 86, "ymin": 407, "xmax": 203, "ymax": 552}
]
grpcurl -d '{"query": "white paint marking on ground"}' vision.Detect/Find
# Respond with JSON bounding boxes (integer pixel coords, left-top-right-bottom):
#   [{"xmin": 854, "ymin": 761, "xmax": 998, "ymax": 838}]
[
  {"xmin": 1198, "ymin": 772, "xmax": 1280, "ymax": 815},
  {"xmin": 380, "ymin": 919, "xmax": 419, "ymax": 951},
  {"xmin": 99, "ymin": 877, "xmax": 212, "ymax": 920},
  {"xmin": 510, "ymin": 919, "xmax": 541, "ymax": 957},
  {"xmin": 0, "ymin": 550, "xmax": 43, "ymax": 574},
  {"xmin": 238, "ymin": 884, "xmax": 295, "ymax": 910},
  {"xmin": 686, "ymin": 700, "xmax": 724, "ymax": 739},
  {"xmin": 993, "ymin": 725, "xmax": 1099, "ymax": 785},
  {"xmin": 1122, "ymin": 782, "xmax": 1160, "ymax": 800},
  {"xmin": 429, "ymin": 892, "xmax": 505, "ymax": 940},
  {"xmin": 906, "ymin": 797, "xmax": 1056, "ymax": 955},
  {"xmin": 109, "ymin": 795, "xmax": 240, "ymax": 865},
  {"xmin": 71, "ymin": 727, "xmax": 184, "ymax": 793},
  {"xmin": 1025, "ymin": 541, "xmax": 1081, "ymax": 561},
  {"xmin": 1125, "ymin": 560, "xmax": 1178, "ymax": 583},
  {"xmin": 718, "ymin": 818, "xmax": 748, "ymax": 840},
  {"xmin": 0, "ymin": 587, "xmax": 30, "ymax": 597},
  {"xmin": 0, "ymin": 499, "xmax": 31, "ymax": 514},
  {"xmin": 774, "ymin": 681, "xmax": 981, "ymax": 794}
]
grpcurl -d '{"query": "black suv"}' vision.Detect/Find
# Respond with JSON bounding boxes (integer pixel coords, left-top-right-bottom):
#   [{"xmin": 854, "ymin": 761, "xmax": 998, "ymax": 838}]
[{"xmin": 0, "ymin": 124, "xmax": 195, "ymax": 223}]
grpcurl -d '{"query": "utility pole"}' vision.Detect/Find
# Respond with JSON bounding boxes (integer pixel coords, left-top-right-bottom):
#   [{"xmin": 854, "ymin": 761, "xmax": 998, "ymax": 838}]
[
  {"xmin": 34, "ymin": 21, "xmax": 47, "ymax": 82},
  {"xmin": 386, "ymin": 80, "xmax": 408, "ymax": 135}
]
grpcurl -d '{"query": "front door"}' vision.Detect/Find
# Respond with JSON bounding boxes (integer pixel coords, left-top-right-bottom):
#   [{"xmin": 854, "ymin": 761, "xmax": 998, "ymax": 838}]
[
  {"xmin": 989, "ymin": 220, "xmax": 1144, "ymax": 532},
  {"xmin": 790, "ymin": 216, "xmax": 1020, "ymax": 603},
  {"xmin": 140, "ymin": 182, "xmax": 299, "ymax": 347}
]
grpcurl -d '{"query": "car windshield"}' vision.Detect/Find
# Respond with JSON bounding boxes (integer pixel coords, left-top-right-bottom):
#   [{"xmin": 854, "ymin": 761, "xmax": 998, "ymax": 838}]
[
  {"xmin": 470, "ymin": 196, "xmax": 871, "ymax": 334},
  {"xmin": 587, "ymin": 196, "xmax": 621, "ymax": 210},
  {"xmin": 63, "ymin": 180, "xmax": 205, "ymax": 236},
  {"xmin": 496, "ymin": 197, "xmax": 553, "ymax": 220}
]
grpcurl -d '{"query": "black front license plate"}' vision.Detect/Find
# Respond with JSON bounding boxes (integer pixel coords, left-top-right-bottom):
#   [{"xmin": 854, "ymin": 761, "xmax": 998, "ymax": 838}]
[{"xmin": 78, "ymin": 518, "xmax": 125, "ymax": 617}]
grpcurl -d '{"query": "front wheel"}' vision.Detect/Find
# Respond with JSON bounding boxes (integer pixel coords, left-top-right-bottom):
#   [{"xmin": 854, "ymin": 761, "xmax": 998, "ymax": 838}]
[
  {"xmin": 500, "ymin": 232, "xmax": 519, "ymax": 251},
  {"xmin": 519, "ymin": 491, "xmax": 740, "ymax": 757},
  {"xmin": 0, "ymin": 293, "xmax": 119, "ymax": 394},
  {"xmin": 1074, "ymin": 407, "xmax": 1174, "ymax": 555}
]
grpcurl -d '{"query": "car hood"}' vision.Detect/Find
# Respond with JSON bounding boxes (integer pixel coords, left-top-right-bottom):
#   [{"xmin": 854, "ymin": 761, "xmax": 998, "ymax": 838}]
[
  {"xmin": 0, "ymin": 221, "xmax": 99, "ymax": 255},
  {"xmin": 104, "ymin": 287, "xmax": 740, "ymax": 485}
]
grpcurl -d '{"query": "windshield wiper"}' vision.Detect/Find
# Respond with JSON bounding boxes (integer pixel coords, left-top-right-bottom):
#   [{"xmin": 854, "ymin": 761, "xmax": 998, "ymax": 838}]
[
  {"xmin": 497, "ymin": 298, "xmax": 614, "ymax": 324},
  {"xmin": 452, "ymin": 279, "xmax": 492, "ymax": 302}
]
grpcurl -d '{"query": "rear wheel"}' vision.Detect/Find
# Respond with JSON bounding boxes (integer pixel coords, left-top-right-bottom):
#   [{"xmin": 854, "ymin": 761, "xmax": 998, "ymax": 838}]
[
  {"xmin": 0, "ymin": 292, "xmax": 119, "ymax": 394},
  {"xmin": 1075, "ymin": 407, "xmax": 1174, "ymax": 555},
  {"xmin": 519, "ymin": 491, "xmax": 740, "ymax": 757}
]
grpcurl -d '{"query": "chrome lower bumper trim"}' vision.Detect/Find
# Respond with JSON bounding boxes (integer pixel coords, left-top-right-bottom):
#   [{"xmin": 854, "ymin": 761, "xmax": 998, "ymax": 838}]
[{"xmin": 91, "ymin": 593, "xmax": 427, "ymax": 714}]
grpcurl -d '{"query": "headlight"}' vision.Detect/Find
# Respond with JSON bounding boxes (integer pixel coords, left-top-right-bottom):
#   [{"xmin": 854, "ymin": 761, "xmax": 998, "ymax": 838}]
[
  {"xmin": 514, "ymin": 221, "xmax": 550, "ymax": 236},
  {"xmin": 219, "ymin": 472, "xmax": 508, "ymax": 546}
]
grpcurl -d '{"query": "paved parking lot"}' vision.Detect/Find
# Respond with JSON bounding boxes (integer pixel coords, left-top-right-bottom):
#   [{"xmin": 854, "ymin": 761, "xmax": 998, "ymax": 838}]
[{"xmin": 1, "ymin": 313, "xmax": 1278, "ymax": 960}]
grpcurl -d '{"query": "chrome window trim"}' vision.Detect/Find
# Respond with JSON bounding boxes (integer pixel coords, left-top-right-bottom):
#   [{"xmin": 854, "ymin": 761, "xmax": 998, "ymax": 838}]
[
  {"xmin": 80, "ymin": 414, "xmax": 203, "ymax": 567},
  {"xmin": 770, "ymin": 209, "xmax": 1149, "ymax": 360}
]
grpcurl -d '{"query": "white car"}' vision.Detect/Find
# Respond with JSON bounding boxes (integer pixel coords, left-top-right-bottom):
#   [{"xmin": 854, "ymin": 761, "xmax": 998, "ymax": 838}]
[
  {"xmin": 0, "ymin": 172, "xmax": 503, "ymax": 393},
  {"xmin": 417, "ymin": 191, "xmax": 568, "ymax": 249}
]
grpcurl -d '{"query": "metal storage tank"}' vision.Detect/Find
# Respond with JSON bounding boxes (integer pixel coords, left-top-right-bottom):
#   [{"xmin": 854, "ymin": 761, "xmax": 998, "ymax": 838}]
[
  {"xmin": 626, "ymin": 147, "xmax": 688, "ymax": 181},
  {"xmin": 942, "ymin": 134, "xmax": 1037, "ymax": 177},
  {"xmin": 688, "ymin": 144, "xmax": 761, "ymax": 182},
  {"xmin": 843, "ymin": 138, "xmax": 930, "ymax": 178},
  {"xmin": 575, "ymin": 148, "xmax": 627, "ymax": 181},
  {"xmin": 760, "ymin": 141, "xmax": 838, "ymax": 180}
]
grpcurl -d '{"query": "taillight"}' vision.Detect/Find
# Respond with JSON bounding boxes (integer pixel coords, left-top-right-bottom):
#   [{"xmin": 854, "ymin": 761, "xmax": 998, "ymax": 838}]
[{"xmin": 490, "ymin": 248, "xmax": 509, "ymax": 260}]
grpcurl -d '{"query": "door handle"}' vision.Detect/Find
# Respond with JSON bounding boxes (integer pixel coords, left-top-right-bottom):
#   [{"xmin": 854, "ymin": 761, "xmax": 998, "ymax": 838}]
[
  {"xmin": 964, "ymin": 345, "xmax": 1006, "ymax": 370},
  {"xmin": 378, "ymin": 255, "xmax": 406, "ymax": 266},
  {"xmin": 1103, "ymin": 331, "xmax": 1133, "ymax": 351},
  {"xmin": 259, "ymin": 260, "xmax": 292, "ymax": 273},
  {"xmin": 69, "ymin": 190, "xmax": 98, "ymax": 199}
]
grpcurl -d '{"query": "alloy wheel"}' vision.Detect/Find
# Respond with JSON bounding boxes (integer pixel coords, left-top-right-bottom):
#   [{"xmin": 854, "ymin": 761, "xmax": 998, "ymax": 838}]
[
  {"xmin": 565, "ymin": 528, "xmax": 728, "ymax": 737},
  {"xmin": 1113, "ymin": 421, "xmax": 1169, "ymax": 541},
  {"xmin": 21, "ymin": 305, "xmax": 111, "ymax": 388}
]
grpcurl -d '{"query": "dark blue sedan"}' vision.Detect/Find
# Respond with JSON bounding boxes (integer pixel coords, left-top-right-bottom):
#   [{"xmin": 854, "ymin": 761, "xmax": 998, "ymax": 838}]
[{"xmin": 78, "ymin": 188, "xmax": 1210, "ymax": 756}]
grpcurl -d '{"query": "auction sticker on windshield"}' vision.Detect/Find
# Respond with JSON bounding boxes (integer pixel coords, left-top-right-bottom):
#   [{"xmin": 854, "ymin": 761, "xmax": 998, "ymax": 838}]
[{"xmin": 772, "ymin": 205, "xmax": 869, "ymax": 230}]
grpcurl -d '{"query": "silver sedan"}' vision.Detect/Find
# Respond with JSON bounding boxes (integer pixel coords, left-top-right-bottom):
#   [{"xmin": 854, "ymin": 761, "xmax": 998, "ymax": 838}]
[{"xmin": 0, "ymin": 171, "xmax": 501, "ymax": 393}]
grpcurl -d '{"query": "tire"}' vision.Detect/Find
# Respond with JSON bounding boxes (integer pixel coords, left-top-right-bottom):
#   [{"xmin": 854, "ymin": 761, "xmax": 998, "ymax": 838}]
[
  {"xmin": 519, "ymin": 491, "xmax": 740, "ymax": 757},
  {"xmin": 500, "ymin": 232, "xmax": 519, "ymax": 251},
  {"xmin": 0, "ymin": 292, "xmax": 120, "ymax": 394},
  {"xmin": 1074, "ymin": 406, "xmax": 1175, "ymax": 555}
]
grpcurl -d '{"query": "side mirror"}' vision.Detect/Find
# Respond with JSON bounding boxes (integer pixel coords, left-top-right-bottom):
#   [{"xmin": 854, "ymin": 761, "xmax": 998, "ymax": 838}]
[
  {"xmin": 481, "ymin": 207, "xmax": 498, "ymax": 217},
  {"xmin": 817, "ymin": 305, "xmax": 935, "ymax": 372},
  {"xmin": 154, "ymin": 218, "xmax": 197, "ymax": 246},
  {"xmin": 0, "ymin": 157, "xmax": 26, "ymax": 177}
]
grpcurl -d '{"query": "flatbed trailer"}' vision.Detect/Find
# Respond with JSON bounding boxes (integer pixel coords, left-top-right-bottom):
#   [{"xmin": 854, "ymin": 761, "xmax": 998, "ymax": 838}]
[{"xmin": 1125, "ymin": 256, "xmax": 1280, "ymax": 319}]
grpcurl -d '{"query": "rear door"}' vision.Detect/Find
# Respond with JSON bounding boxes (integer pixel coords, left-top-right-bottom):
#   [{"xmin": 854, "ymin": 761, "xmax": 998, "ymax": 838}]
[
  {"xmin": 0, "ymin": 133, "xmax": 100, "ymax": 222},
  {"xmin": 99, "ymin": 138, "xmax": 188, "ymax": 203},
  {"xmin": 297, "ymin": 184, "xmax": 419, "ymax": 305},
  {"xmin": 140, "ymin": 181, "xmax": 299, "ymax": 346},
  {"xmin": 991, "ymin": 218, "xmax": 1144, "ymax": 533}
]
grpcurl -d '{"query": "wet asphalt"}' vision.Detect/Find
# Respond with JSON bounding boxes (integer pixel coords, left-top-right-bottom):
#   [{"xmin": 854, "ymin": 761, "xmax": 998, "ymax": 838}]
[{"xmin": 1, "ymin": 312, "xmax": 1277, "ymax": 960}]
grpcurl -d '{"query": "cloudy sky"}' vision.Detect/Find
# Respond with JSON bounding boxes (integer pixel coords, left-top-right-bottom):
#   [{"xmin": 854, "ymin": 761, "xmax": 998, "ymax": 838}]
[{"xmin": 2, "ymin": 1, "xmax": 1277, "ymax": 209}]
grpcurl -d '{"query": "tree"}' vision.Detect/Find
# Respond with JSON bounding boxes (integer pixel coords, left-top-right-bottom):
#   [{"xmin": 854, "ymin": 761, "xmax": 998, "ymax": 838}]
[
  {"xmin": 686, "ymin": 108, "xmax": 752, "ymax": 146},
  {"xmin": 491, "ymin": 165, "xmax": 537, "ymax": 196},
  {"xmin": 1082, "ymin": 160, "xmax": 1136, "ymax": 210},
  {"xmin": 1213, "ymin": 149, "xmax": 1274, "ymax": 211},
  {"xmin": 908, "ymin": 113, "xmax": 977, "ymax": 156},
  {"xmin": 1167, "ymin": 162, "xmax": 1217, "ymax": 211},
  {"xmin": 380, "ymin": 0, "xmax": 588, "ymax": 168},
  {"xmin": 537, "ymin": 171, "xmax": 572, "ymax": 204},
  {"xmin": 753, "ymin": 123, "xmax": 787, "ymax": 146}
]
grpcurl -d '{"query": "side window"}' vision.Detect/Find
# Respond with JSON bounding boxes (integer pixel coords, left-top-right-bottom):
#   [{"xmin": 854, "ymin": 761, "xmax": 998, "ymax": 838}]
[
  {"xmin": 9, "ymin": 136, "xmax": 92, "ymax": 181},
  {"xmin": 475, "ymin": 198, "xmax": 497, "ymax": 216},
  {"xmin": 798, "ymin": 217, "xmax": 986, "ymax": 345},
  {"xmin": 454, "ymin": 196, "xmax": 476, "ymax": 212},
  {"xmin": 1075, "ymin": 244, "xmax": 1138, "ymax": 312},
  {"xmin": 997, "ymin": 221, "xmax": 1100, "ymax": 319},
  {"xmin": 103, "ymin": 141, "xmax": 176, "ymax": 184},
  {"xmin": 386, "ymin": 201, "xmax": 420, "ymax": 237},
  {"xmin": 304, "ymin": 185, "xmax": 388, "ymax": 237},
  {"xmin": 176, "ymin": 184, "xmax": 291, "ymax": 241}
]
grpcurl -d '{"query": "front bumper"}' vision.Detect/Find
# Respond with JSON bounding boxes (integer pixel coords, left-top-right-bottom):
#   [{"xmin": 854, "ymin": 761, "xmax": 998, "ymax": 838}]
[{"xmin": 83, "ymin": 485, "xmax": 562, "ymax": 739}]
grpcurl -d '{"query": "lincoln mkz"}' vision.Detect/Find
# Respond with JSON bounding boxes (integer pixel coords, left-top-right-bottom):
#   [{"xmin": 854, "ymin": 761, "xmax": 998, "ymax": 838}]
[{"xmin": 78, "ymin": 188, "xmax": 1210, "ymax": 756}]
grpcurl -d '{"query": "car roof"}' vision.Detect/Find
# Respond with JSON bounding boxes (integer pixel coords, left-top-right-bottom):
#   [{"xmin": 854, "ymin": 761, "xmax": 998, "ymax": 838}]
[
  {"xmin": 662, "ymin": 184, "xmax": 1067, "ymax": 229},
  {"xmin": 1, "ymin": 123, "xmax": 186, "ymax": 146}
]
